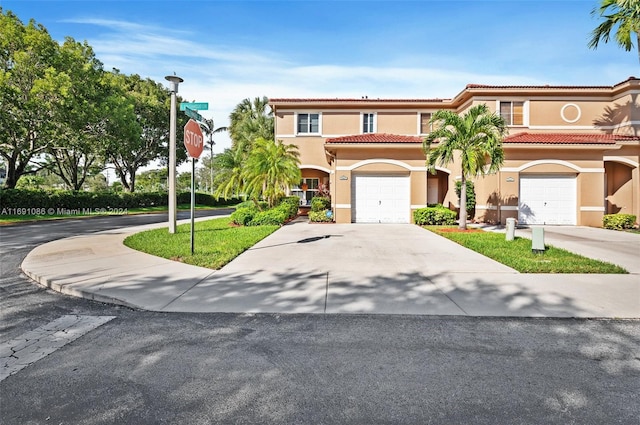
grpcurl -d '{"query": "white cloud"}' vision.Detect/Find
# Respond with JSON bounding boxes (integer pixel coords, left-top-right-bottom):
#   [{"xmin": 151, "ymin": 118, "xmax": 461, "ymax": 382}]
[{"xmin": 72, "ymin": 18, "xmax": 553, "ymax": 165}]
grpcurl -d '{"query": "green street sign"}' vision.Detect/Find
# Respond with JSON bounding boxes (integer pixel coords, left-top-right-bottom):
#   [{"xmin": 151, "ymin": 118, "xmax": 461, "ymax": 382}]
[
  {"xmin": 183, "ymin": 107, "xmax": 203, "ymax": 122},
  {"xmin": 180, "ymin": 102, "xmax": 208, "ymax": 111}
]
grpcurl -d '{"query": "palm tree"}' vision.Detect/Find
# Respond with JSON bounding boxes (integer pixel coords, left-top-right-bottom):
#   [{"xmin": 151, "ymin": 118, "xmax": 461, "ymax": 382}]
[
  {"xmin": 212, "ymin": 147, "xmax": 245, "ymax": 201},
  {"xmin": 588, "ymin": 0, "xmax": 640, "ymax": 63},
  {"xmin": 229, "ymin": 96, "xmax": 274, "ymax": 153},
  {"xmin": 242, "ymin": 138, "xmax": 301, "ymax": 208},
  {"xmin": 423, "ymin": 104, "xmax": 506, "ymax": 230},
  {"xmin": 199, "ymin": 118, "xmax": 227, "ymax": 193}
]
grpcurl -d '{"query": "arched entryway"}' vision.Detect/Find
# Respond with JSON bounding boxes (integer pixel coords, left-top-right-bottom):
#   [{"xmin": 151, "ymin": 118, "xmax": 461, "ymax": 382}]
[
  {"xmin": 604, "ymin": 158, "xmax": 638, "ymax": 217},
  {"xmin": 426, "ymin": 169, "xmax": 450, "ymax": 206},
  {"xmin": 292, "ymin": 166, "xmax": 330, "ymax": 214}
]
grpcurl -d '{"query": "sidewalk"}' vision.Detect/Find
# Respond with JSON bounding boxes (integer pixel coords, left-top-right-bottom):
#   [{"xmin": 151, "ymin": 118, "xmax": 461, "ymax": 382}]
[{"xmin": 21, "ymin": 218, "xmax": 640, "ymax": 318}]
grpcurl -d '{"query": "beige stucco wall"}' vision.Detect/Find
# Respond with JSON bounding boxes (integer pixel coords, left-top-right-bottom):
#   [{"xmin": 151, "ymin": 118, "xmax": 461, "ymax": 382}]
[
  {"xmin": 323, "ymin": 112, "xmax": 359, "ymax": 135},
  {"xmin": 377, "ymin": 112, "xmax": 418, "ymax": 134},
  {"xmin": 275, "ymin": 112, "xmax": 294, "ymax": 135},
  {"xmin": 529, "ymin": 100, "xmax": 609, "ymax": 128},
  {"xmin": 290, "ymin": 136, "xmax": 331, "ymax": 169}
]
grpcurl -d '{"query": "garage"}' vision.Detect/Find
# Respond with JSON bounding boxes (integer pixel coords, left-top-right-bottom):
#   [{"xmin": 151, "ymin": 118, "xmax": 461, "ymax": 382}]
[
  {"xmin": 518, "ymin": 175, "xmax": 577, "ymax": 225},
  {"xmin": 352, "ymin": 175, "xmax": 410, "ymax": 223}
]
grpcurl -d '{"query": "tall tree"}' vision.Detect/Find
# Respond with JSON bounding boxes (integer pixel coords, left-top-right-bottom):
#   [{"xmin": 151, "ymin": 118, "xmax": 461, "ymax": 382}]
[
  {"xmin": 102, "ymin": 72, "xmax": 175, "ymax": 192},
  {"xmin": 45, "ymin": 38, "xmax": 107, "ymax": 190},
  {"xmin": 423, "ymin": 104, "xmax": 506, "ymax": 230},
  {"xmin": 229, "ymin": 96, "xmax": 274, "ymax": 153},
  {"xmin": 199, "ymin": 118, "xmax": 227, "ymax": 193},
  {"xmin": 588, "ymin": 0, "xmax": 640, "ymax": 63},
  {"xmin": 0, "ymin": 10, "xmax": 59, "ymax": 188},
  {"xmin": 242, "ymin": 138, "xmax": 301, "ymax": 208}
]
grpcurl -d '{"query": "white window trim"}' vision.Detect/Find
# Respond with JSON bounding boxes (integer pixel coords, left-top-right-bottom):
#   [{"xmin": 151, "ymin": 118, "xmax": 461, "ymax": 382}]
[
  {"xmin": 360, "ymin": 112, "xmax": 377, "ymax": 134},
  {"xmin": 291, "ymin": 178, "xmax": 320, "ymax": 206},
  {"xmin": 295, "ymin": 112, "xmax": 322, "ymax": 135},
  {"xmin": 496, "ymin": 99, "xmax": 529, "ymax": 127}
]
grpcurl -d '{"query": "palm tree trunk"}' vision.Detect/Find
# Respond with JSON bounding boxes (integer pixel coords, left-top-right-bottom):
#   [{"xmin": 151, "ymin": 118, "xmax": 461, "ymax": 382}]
[
  {"xmin": 637, "ymin": 31, "xmax": 640, "ymax": 64},
  {"xmin": 459, "ymin": 177, "xmax": 468, "ymax": 230}
]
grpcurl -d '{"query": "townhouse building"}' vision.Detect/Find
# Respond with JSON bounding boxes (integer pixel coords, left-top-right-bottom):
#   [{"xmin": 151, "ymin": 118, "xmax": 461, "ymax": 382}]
[{"xmin": 270, "ymin": 77, "xmax": 640, "ymax": 226}]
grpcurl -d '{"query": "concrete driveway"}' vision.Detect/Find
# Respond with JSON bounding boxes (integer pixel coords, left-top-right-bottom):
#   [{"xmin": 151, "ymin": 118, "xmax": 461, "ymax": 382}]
[
  {"xmin": 21, "ymin": 218, "xmax": 640, "ymax": 317},
  {"xmin": 161, "ymin": 220, "xmax": 517, "ymax": 314}
]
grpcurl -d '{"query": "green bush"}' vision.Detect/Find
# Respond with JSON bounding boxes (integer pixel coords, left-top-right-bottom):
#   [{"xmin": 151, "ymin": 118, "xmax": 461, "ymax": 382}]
[
  {"xmin": 603, "ymin": 213, "xmax": 637, "ymax": 230},
  {"xmin": 249, "ymin": 208, "xmax": 288, "ymax": 226},
  {"xmin": 230, "ymin": 207, "xmax": 256, "ymax": 226},
  {"xmin": 280, "ymin": 196, "xmax": 301, "ymax": 219},
  {"xmin": 309, "ymin": 210, "xmax": 333, "ymax": 222},
  {"xmin": 235, "ymin": 200, "xmax": 268, "ymax": 210},
  {"xmin": 230, "ymin": 197, "xmax": 299, "ymax": 227},
  {"xmin": 455, "ymin": 181, "xmax": 476, "ymax": 216},
  {"xmin": 414, "ymin": 206, "xmax": 457, "ymax": 225},
  {"xmin": 311, "ymin": 196, "xmax": 331, "ymax": 212}
]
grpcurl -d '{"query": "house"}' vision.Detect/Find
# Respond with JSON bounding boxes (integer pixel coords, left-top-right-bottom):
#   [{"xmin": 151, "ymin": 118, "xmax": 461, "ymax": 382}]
[{"xmin": 269, "ymin": 77, "xmax": 640, "ymax": 226}]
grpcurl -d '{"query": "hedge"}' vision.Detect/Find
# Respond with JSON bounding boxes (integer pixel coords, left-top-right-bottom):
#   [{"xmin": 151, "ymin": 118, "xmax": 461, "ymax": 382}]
[
  {"xmin": 0, "ymin": 189, "xmax": 238, "ymax": 210},
  {"xmin": 311, "ymin": 196, "xmax": 331, "ymax": 212},
  {"xmin": 413, "ymin": 205, "xmax": 457, "ymax": 225},
  {"xmin": 309, "ymin": 210, "xmax": 333, "ymax": 222},
  {"xmin": 602, "ymin": 213, "xmax": 637, "ymax": 230},
  {"xmin": 231, "ymin": 197, "xmax": 299, "ymax": 227}
]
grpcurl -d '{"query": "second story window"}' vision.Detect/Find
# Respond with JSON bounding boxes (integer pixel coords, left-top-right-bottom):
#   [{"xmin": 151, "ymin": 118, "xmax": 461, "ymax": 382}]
[
  {"xmin": 362, "ymin": 113, "xmax": 375, "ymax": 133},
  {"xmin": 420, "ymin": 113, "xmax": 432, "ymax": 134},
  {"xmin": 297, "ymin": 113, "xmax": 320, "ymax": 134},
  {"xmin": 500, "ymin": 101, "xmax": 524, "ymax": 126}
]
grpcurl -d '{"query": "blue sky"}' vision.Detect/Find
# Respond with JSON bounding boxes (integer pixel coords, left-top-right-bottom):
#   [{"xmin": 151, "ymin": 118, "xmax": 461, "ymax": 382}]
[{"xmin": 2, "ymin": 0, "xmax": 638, "ymax": 153}]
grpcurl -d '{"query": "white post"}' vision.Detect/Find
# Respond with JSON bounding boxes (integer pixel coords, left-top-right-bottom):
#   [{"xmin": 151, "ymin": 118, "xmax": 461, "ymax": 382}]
[
  {"xmin": 165, "ymin": 75, "xmax": 183, "ymax": 234},
  {"xmin": 190, "ymin": 157, "xmax": 195, "ymax": 255}
]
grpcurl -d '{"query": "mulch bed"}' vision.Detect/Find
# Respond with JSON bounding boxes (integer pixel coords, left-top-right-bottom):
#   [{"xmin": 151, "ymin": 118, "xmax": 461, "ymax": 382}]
[{"xmin": 436, "ymin": 228, "xmax": 484, "ymax": 233}]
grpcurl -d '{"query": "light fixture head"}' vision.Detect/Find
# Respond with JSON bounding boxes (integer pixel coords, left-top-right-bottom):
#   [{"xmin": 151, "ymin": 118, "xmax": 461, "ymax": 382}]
[{"xmin": 165, "ymin": 75, "xmax": 184, "ymax": 92}]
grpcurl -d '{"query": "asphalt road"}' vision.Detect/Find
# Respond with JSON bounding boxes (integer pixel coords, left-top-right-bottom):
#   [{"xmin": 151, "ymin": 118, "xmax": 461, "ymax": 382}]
[{"xmin": 1, "ymin": 213, "xmax": 639, "ymax": 424}]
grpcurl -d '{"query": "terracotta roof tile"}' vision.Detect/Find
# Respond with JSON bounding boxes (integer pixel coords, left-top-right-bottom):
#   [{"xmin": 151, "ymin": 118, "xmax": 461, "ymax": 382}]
[
  {"xmin": 326, "ymin": 133, "xmax": 423, "ymax": 144},
  {"xmin": 503, "ymin": 132, "xmax": 639, "ymax": 144},
  {"xmin": 269, "ymin": 98, "xmax": 447, "ymax": 103},
  {"xmin": 465, "ymin": 84, "xmax": 612, "ymax": 90}
]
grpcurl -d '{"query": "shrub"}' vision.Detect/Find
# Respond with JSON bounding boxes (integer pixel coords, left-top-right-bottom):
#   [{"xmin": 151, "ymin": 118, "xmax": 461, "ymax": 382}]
[
  {"xmin": 235, "ymin": 200, "xmax": 268, "ymax": 210},
  {"xmin": 414, "ymin": 206, "xmax": 457, "ymax": 225},
  {"xmin": 249, "ymin": 208, "xmax": 288, "ymax": 226},
  {"xmin": 309, "ymin": 210, "xmax": 333, "ymax": 222},
  {"xmin": 455, "ymin": 180, "xmax": 476, "ymax": 217},
  {"xmin": 311, "ymin": 196, "xmax": 331, "ymax": 212},
  {"xmin": 280, "ymin": 196, "xmax": 301, "ymax": 219},
  {"xmin": 230, "ymin": 207, "xmax": 256, "ymax": 226},
  {"xmin": 603, "ymin": 213, "xmax": 637, "ymax": 230}
]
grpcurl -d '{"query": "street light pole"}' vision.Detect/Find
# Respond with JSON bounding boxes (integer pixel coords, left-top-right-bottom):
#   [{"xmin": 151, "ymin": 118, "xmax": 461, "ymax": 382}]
[{"xmin": 165, "ymin": 75, "xmax": 183, "ymax": 234}]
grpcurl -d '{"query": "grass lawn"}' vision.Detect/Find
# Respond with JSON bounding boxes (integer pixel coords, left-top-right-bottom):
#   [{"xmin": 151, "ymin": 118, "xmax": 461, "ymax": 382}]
[
  {"xmin": 124, "ymin": 216, "xmax": 279, "ymax": 269},
  {"xmin": 425, "ymin": 226, "xmax": 627, "ymax": 274},
  {"xmin": 0, "ymin": 204, "xmax": 233, "ymax": 225}
]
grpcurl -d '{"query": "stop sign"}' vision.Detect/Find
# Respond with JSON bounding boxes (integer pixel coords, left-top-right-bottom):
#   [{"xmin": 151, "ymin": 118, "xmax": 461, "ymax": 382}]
[{"xmin": 183, "ymin": 119, "xmax": 204, "ymax": 158}]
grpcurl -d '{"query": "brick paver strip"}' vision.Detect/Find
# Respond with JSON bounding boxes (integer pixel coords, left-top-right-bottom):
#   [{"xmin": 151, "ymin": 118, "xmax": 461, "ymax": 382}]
[{"xmin": 0, "ymin": 315, "xmax": 116, "ymax": 381}]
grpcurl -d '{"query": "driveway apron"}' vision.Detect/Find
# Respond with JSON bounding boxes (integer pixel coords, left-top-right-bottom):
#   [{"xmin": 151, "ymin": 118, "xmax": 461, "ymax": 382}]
[{"xmin": 163, "ymin": 221, "xmax": 517, "ymax": 314}]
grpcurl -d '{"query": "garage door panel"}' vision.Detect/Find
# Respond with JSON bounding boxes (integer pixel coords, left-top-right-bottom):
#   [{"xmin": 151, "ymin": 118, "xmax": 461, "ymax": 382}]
[
  {"xmin": 519, "ymin": 175, "xmax": 576, "ymax": 225},
  {"xmin": 353, "ymin": 175, "xmax": 410, "ymax": 223}
]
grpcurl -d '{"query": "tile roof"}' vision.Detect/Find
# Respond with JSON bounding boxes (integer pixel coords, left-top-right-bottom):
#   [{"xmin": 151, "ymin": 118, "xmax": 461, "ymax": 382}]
[
  {"xmin": 503, "ymin": 132, "xmax": 639, "ymax": 145},
  {"xmin": 270, "ymin": 98, "xmax": 447, "ymax": 103},
  {"xmin": 466, "ymin": 76, "xmax": 638, "ymax": 90},
  {"xmin": 465, "ymin": 84, "xmax": 612, "ymax": 90},
  {"xmin": 326, "ymin": 133, "xmax": 423, "ymax": 144}
]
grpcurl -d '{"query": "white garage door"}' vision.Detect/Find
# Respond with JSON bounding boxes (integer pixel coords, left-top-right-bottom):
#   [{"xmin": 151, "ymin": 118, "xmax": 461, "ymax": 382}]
[
  {"xmin": 352, "ymin": 175, "xmax": 410, "ymax": 223},
  {"xmin": 519, "ymin": 175, "xmax": 577, "ymax": 225}
]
